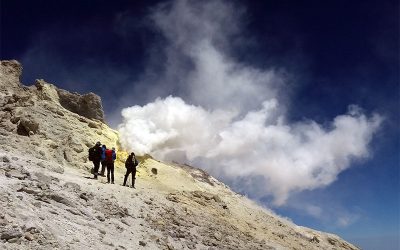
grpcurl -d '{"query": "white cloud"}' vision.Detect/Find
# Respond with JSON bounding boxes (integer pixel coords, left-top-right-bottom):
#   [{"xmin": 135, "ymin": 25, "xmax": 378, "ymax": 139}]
[
  {"xmin": 304, "ymin": 205, "xmax": 323, "ymax": 218},
  {"xmin": 118, "ymin": 0, "xmax": 383, "ymax": 205},
  {"xmin": 119, "ymin": 96, "xmax": 382, "ymax": 205}
]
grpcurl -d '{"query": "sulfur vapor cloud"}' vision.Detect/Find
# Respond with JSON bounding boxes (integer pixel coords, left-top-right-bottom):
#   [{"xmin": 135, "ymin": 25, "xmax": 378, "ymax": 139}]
[{"xmin": 118, "ymin": 0, "xmax": 382, "ymax": 205}]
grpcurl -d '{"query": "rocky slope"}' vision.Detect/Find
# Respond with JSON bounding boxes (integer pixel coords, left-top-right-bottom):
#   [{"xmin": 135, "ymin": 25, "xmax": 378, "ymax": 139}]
[{"xmin": 0, "ymin": 60, "xmax": 360, "ymax": 250}]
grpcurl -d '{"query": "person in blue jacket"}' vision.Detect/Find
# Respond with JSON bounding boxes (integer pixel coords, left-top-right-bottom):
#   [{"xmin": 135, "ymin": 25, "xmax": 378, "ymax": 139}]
[
  {"xmin": 99, "ymin": 145, "xmax": 107, "ymax": 176},
  {"xmin": 112, "ymin": 147, "xmax": 117, "ymax": 161}
]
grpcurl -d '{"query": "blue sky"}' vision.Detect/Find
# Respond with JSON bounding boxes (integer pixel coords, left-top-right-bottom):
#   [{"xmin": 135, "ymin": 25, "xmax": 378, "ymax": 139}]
[{"xmin": 1, "ymin": 0, "xmax": 399, "ymax": 249}]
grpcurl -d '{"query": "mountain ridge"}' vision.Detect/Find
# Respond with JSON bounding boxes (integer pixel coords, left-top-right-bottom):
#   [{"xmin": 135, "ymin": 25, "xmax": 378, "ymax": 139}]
[{"xmin": 0, "ymin": 60, "xmax": 359, "ymax": 250}]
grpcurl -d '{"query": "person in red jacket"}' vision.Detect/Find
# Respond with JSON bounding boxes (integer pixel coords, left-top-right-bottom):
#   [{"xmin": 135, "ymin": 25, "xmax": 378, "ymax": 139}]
[{"xmin": 105, "ymin": 147, "xmax": 116, "ymax": 184}]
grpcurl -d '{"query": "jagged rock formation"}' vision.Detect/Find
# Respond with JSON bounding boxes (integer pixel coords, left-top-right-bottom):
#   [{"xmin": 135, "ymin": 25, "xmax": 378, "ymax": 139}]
[
  {"xmin": 0, "ymin": 60, "xmax": 116, "ymax": 170},
  {"xmin": 0, "ymin": 60, "xmax": 360, "ymax": 250},
  {"xmin": 57, "ymin": 88, "xmax": 104, "ymax": 122},
  {"xmin": 0, "ymin": 60, "xmax": 22, "ymax": 92}
]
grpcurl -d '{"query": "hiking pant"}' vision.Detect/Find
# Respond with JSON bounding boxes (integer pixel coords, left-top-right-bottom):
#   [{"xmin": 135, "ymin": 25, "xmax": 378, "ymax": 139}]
[
  {"xmin": 100, "ymin": 161, "xmax": 106, "ymax": 175},
  {"xmin": 107, "ymin": 161, "xmax": 114, "ymax": 183},
  {"xmin": 123, "ymin": 168, "xmax": 136, "ymax": 187},
  {"xmin": 93, "ymin": 160, "xmax": 101, "ymax": 179}
]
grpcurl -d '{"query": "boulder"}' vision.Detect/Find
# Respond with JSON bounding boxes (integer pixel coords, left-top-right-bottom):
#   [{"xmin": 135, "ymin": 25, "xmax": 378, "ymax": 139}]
[
  {"xmin": 5, "ymin": 169, "xmax": 29, "ymax": 180},
  {"xmin": 46, "ymin": 193, "xmax": 73, "ymax": 206},
  {"xmin": 1, "ymin": 156, "xmax": 10, "ymax": 162},
  {"xmin": 88, "ymin": 121, "xmax": 101, "ymax": 129},
  {"xmin": 23, "ymin": 220, "xmax": 39, "ymax": 232},
  {"xmin": 1, "ymin": 228, "xmax": 22, "ymax": 240},
  {"xmin": 96, "ymin": 214, "xmax": 105, "ymax": 222},
  {"xmin": 17, "ymin": 116, "xmax": 39, "ymax": 136},
  {"xmin": 24, "ymin": 232, "xmax": 34, "ymax": 241}
]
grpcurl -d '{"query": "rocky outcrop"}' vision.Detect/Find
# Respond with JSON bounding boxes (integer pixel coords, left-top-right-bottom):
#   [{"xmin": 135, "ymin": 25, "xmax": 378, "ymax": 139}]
[
  {"xmin": 57, "ymin": 89, "xmax": 104, "ymax": 122},
  {"xmin": 0, "ymin": 61, "xmax": 104, "ymax": 122},
  {"xmin": 33, "ymin": 78, "xmax": 105, "ymax": 122},
  {"xmin": 34, "ymin": 79, "xmax": 60, "ymax": 103},
  {"xmin": 0, "ymin": 60, "xmax": 22, "ymax": 92},
  {"xmin": 0, "ymin": 60, "xmax": 118, "ymax": 170}
]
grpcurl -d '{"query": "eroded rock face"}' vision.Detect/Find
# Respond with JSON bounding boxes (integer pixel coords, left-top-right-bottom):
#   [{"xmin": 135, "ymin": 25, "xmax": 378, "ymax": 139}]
[
  {"xmin": 57, "ymin": 89, "xmax": 104, "ymax": 122},
  {"xmin": 0, "ymin": 60, "xmax": 118, "ymax": 169},
  {"xmin": 34, "ymin": 79, "xmax": 60, "ymax": 103},
  {"xmin": 33, "ymin": 78, "xmax": 104, "ymax": 122},
  {"xmin": 1, "ymin": 61, "xmax": 105, "ymax": 123},
  {"xmin": 0, "ymin": 60, "xmax": 22, "ymax": 92}
]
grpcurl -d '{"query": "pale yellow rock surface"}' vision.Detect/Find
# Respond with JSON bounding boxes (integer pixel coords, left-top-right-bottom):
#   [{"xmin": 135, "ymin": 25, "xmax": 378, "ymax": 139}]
[{"xmin": 0, "ymin": 60, "xmax": 360, "ymax": 250}]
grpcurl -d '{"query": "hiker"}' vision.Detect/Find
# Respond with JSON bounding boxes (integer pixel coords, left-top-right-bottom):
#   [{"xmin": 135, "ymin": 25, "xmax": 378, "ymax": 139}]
[
  {"xmin": 123, "ymin": 152, "xmax": 139, "ymax": 188},
  {"xmin": 105, "ymin": 147, "xmax": 116, "ymax": 184},
  {"xmin": 99, "ymin": 145, "xmax": 107, "ymax": 176},
  {"xmin": 89, "ymin": 141, "xmax": 102, "ymax": 179}
]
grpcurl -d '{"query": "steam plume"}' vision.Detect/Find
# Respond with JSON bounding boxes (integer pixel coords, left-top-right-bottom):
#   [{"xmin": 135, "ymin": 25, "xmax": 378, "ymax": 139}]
[{"xmin": 118, "ymin": 0, "xmax": 382, "ymax": 205}]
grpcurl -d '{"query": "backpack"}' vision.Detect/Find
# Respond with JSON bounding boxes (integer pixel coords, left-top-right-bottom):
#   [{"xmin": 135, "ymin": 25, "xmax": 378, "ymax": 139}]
[
  {"xmin": 88, "ymin": 147, "xmax": 95, "ymax": 161},
  {"xmin": 105, "ymin": 149, "xmax": 113, "ymax": 162},
  {"xmin": 125, "ymin": 159, "xmax": 129, "ymax": 168}
]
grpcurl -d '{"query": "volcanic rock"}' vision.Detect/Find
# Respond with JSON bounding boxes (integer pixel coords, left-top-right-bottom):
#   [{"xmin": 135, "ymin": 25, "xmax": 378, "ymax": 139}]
[
  {"xmin": 57, "ymin": 89, "xmax": 104, "ymax": 122},
  {"xmin": 0, "ymin": 60, "xmax": 360, "ymax": 250}
]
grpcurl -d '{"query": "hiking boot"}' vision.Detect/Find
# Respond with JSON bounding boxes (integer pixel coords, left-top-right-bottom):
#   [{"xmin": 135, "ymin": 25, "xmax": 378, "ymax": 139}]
[{"xmin": 111, "ymin": 182, "xmax": 114, "ymax": 184}]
